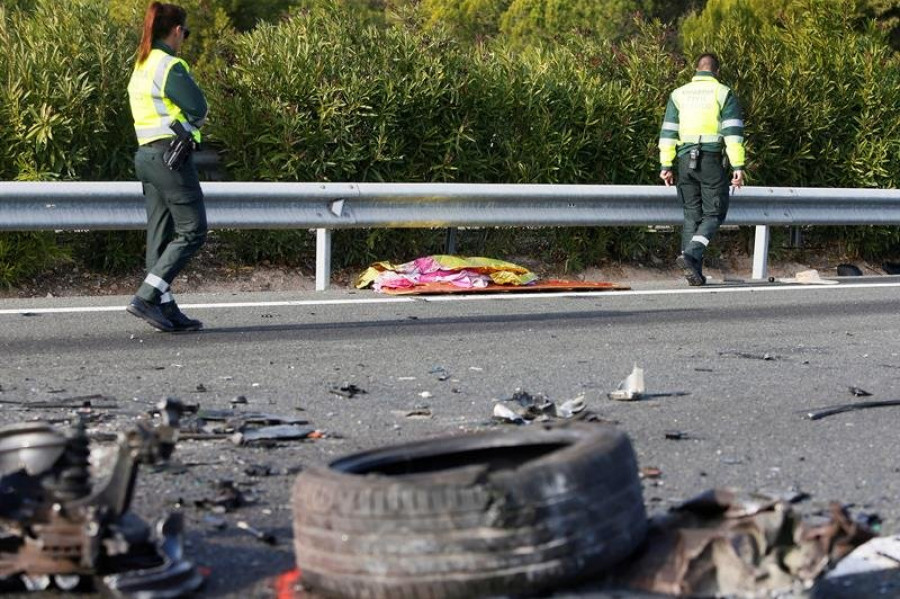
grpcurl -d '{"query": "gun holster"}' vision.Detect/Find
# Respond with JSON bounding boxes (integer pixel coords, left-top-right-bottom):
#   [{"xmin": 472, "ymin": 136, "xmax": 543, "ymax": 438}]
[
  {"xmin": 163, "ymin": 121, "xmax": 195, "ymax": 171},
  {"xmin": 688, "ymin": 148, "xmax": 700, "ymax": 170}
]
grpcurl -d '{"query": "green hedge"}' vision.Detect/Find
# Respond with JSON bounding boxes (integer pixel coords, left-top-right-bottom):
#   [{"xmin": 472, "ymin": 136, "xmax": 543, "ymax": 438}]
[{"xmin": 1, "ymin": 0, "xmax": 899, "ymax": 288}]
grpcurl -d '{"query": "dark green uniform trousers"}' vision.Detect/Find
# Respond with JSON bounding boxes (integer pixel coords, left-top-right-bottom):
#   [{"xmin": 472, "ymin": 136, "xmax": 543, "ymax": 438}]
[
  {"xmin": 134, "ymin": 145, "xmax": 207, "ymax": 304},
  {"xmin": 676, "ymin": 151, "xmax": 729, "ymax": 264}
]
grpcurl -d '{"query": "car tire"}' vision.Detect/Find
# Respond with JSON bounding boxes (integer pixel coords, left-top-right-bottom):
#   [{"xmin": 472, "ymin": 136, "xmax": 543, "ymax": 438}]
[{"xmin": 292, "ymin": 423, "xmax": 647, "ymax": 599}]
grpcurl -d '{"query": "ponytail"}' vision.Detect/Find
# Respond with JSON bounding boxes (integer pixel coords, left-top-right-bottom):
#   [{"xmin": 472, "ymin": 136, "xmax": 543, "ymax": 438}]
[{"xmin": 136, "ymin": 2, "xmax": 187, "ymax": 64}]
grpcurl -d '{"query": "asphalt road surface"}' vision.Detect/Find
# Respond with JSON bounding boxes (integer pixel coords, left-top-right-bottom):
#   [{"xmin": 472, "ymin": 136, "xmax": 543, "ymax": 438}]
[{"xmin": 1, "ymin": 278, "xmax": 899, "ymax": 598}]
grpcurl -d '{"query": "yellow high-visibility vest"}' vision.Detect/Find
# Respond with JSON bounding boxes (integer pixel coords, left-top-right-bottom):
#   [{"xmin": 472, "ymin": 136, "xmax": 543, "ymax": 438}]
[
  {"xmin": 659, "ymin": 74, "xmax": 746, "ymax": 169},
  {"xmin": 671, "ymin": 76, "xmax": 730, "ymax": 144},
  {"xmin": 128, "ymin": 49, "xmax": 201, "ymax": 145}
]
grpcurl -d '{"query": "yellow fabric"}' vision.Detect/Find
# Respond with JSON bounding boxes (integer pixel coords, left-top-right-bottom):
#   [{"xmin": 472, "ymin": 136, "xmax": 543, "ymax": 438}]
[
  {"xmin": 431, "ymin": 255, "xmax": 532, "ymax": 274},
  {"xmin": 356, "ymin": 262, "xmax": 396, "ymax": 289},
  {"xmin": 128, "ymin": 49, "xmax": 201, "ymax": 145}
]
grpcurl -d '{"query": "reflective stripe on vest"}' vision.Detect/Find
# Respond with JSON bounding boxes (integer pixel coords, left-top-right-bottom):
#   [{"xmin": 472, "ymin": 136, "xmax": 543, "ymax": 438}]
[
  {"xmin": 671, "ymin": 76, "xmax": 730, "ymax": 145},
  {"xmin": 128, "ymin": 49, "xmax": 201, "ymax": 145}
]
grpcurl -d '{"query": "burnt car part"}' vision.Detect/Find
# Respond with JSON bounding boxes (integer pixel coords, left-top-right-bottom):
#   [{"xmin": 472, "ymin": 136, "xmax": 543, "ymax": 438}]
[{"xmin": 0, "ymin": 398, "xmax": 203, "ymax": 598}]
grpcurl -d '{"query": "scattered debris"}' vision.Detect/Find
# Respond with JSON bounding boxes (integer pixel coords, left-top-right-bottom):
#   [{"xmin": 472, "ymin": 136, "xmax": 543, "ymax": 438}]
[
  {"xmin": 640, "ymin": 466, "xmax": 662, "ymax": 479},
  {"xmin": 195, "ymin": 410, "xmax": 307, "ymax": 426},
  {"xmin": 193, "ymin": 480, "xmax": 247, "ymax": 513},
  {"xmin": 393, "ymin": 407, "xmax": 433, "ymax": 420},
  {"xmin": 492, "ymin": 390, "xmax": 590, "ymax": 424},
  {"xmin": 236, "ymin": 520, "xmax": 277, "ymax": 546},
  {"xmin": 720, "ymin": 350, "xmax": 777, "ymax": 361},
  {"xmin": 244, "ymin": 464, "xmax": 274, "ymax": 477},
  {"xmin": 804, "ymin": 398, "xmax": 900, "ymax": 421},
  {"xmin": 0, "ymin": 394, "xmax": 119, "ymax": 410},
  {"xmin": 329, "ymin": 384, "xmax": 367, "ymax": 398},
  {"xmin": 492, "ymin": 402, "xmax": 526, "ymax": 425},
  {"xmin": 202, "ymin": 515, "xmax": 227, "ymax": 531},
  {"xmin": 849, "ymin": 386, "xmax": 873, "ymax": 397},
  {"xmin": 824, "ymin": 535, "xmax": 900, "ymax": 579},
  {"xmin": 608, "ymin": 364, "xmax": 645, "ymax": 401},
  {"xmin": 779, "ymin": 269, "xmax": 838, "ymax": 285},
  {"xmin": 609, "ymin": 489, "xmax": 875, "ymax": 597},
  {"xmin": 231, "ymin": 424, "xmax": 318, "ymax": 446},
  {"xmin": 430, "ymin": 366, "xmax": 450, "ymax": 381},
  {"xmin": 0, "ymin": 398, "xmax": 204, "ymax": 598},
  {"xmin": 557, "ymin": 395, "xmax": 586, "ymax": 418}
]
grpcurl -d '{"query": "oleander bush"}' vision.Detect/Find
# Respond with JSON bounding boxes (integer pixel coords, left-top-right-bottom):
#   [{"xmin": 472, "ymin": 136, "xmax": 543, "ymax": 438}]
[
  {"xmin": 209, "ymin": 6, "xmax": 679, "ymax": 266},
  {"xmin": 0, "ymin": 0, "xmax": 140, "ymax": 287},
  {"xmin": 1, "ymin": 0, "xmax": 899, "ymax": 288}
]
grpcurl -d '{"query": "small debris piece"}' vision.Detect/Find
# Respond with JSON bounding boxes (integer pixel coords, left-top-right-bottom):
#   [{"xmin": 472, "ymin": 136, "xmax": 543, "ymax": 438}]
[
  {"xmin": 244, "ymin": 464, "xmax": 273, "ymax": 477},
  {"xmin": 196, "ymin": 410, "xmax": 308, "ymax": 425},
  {"xmin": 236, "ymin": 521, "xmax": 277, "ymax": 546},
  {"xmin": 780, "ymin": 269, "xmax": 838, "ymax": 285},
  {"xmin": 203, "ymin": 515, "xmax": 228, "ymax": 530},
  {"xmin": 231, "ymin": 395, "xmax": 248, "ymax": 405},
  {"xmin": 825, "ymin": 535, "xmax": 900, "ymax": 579},
  {"xmin": 609, "ymin": 364, "xmax": 644, "ymax": 401},
  {"xmin": 640, "ymin": 466, "xmax": 662, "ymax": 479},
  {"xmin": 194, "ymin": 480, "xmax": 246, "ymax": 512},
  {"xmin": 196, "ymin": 384, "xmax": 207, "ymax": 393},
  {"xmin": 804, "ymin": 399, "xmax": 900, "ymax": 421},
  {"xmin": 557, "ymin": 395, "xmax": 586, "ymax": 418},
  {"xmin": 330, "ymin": 384, "xmax": 367, "ymax": 398},
  {"xmin": 492, "ymin": 403, "xmax": 526, "ymax": 425},
  {"xmin": 664, "ymin": 430, "xmax": 688, "ymax": 440},
  {"xmin": 611, "ymin": 490, "xmax": 875, "ymax": 597},
  {"xmin": 231, "ymin": 425, "xmax": 317, "ymax": 445},
  {"xmin": 393, "ymin": 408, "xmax": 433, "ymax": 419},
  {"xmin": 849, "ymin": 386, "xmax": 872, "ymax": 397},
  {"xmin": 720, "ymin": 350, "xmax": 778, "ymax": 361}
]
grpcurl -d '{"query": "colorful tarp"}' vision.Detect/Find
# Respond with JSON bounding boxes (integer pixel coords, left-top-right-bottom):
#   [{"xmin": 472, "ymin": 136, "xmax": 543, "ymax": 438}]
[{"xmin": 356, "ymin": 255, "xmax": 537, "ymax": 292}]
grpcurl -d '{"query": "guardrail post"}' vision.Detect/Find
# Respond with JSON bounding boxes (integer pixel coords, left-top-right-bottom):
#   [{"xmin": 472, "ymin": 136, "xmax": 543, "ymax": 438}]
[
  {"xmin": 316, "ymin": 228, "xmax": 332, "ymax": 291},
  {"xmin": 752, "ymin": 225, "xmax": 770, "ymax": 280}
]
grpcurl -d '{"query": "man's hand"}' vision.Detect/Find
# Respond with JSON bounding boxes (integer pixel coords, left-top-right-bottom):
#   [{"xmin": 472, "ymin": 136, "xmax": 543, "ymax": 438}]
[
  {"xmin": 660, "ymin": 170, "xmax": 674, "ymax": 187},
  {"xmin": 731, "ymin": 170, "xmax": 744, "ymax": 189}
]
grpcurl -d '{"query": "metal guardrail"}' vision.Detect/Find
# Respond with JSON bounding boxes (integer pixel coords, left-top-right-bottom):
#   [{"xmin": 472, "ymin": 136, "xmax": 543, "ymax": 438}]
[{"xmin": 2, "ymin": 181, "xmax": 899, "ymax": 289}]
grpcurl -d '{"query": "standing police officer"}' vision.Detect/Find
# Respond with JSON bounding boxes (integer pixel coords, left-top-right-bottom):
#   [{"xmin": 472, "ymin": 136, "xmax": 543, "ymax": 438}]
[
  {"xmin": 659, "ymin": 53, "xmax": 745, "ymax": 286},
  {"xmin": 126, "ymin": 2, "xmax": 207, "ymax": 331}
]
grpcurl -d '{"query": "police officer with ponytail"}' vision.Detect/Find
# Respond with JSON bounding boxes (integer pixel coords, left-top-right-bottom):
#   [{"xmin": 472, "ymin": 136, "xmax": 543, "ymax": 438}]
[
  {"xmin": 659, "ymin": 53, "xmax": 746, "ymax": 286},
  {"xmin": 126, "ymin": 2, "xmax": 207, "ymax": 331}
]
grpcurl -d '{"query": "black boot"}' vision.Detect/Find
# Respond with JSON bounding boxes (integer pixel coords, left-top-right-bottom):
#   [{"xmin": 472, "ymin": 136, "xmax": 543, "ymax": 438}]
[
  {"xmin": 161, "ymin": 301, "xmax": 203, "ymax": 331},
  {"xmin": 127, "ymin": 297, "xmax": 175, "ymax": 332},
  {"xmin": 676, "ymin": 253, "xmax": 706, "ymax": 286}
]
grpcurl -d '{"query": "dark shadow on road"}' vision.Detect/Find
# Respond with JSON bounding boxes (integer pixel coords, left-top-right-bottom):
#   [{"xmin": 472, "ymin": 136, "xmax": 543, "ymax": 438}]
[{"xmin": 3, "ymin": 297, "xmax": 898, "ymax": 355}]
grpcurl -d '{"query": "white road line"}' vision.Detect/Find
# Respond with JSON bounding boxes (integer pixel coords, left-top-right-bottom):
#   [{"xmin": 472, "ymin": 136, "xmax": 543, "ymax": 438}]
[{"xmin": 0, "ymin": 282, "xmax": 897, "ymax": 315}]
